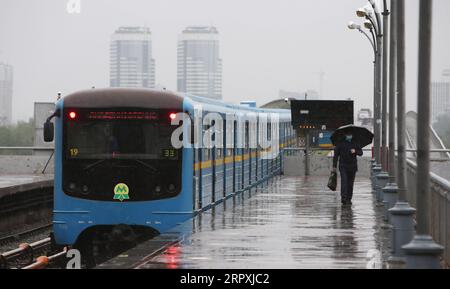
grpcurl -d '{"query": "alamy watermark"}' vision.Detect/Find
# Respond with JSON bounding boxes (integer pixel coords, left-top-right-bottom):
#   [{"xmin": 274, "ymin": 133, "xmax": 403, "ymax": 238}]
[
  {"xmin": 66, "ymin": 248, "xmax": 81, "ymax": 269},
  {"xmin": 170, "ymin": 106, "xmax": 281, "ymax": 160}
]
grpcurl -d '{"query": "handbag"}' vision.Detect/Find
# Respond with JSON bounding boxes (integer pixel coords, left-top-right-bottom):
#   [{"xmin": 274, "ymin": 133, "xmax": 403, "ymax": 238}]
[{"xmin": 327, "ymin": 171, "xmax": 337, "ymax": 191}]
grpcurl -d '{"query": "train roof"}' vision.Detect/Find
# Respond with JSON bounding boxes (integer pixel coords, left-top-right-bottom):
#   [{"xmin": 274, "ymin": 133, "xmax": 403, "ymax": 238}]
[
  {"xmin": 62, "ymin": 88, "xmax": 184, "ymax": 109},
  {"xmin": 61, "ymin": 88, "xmax": 291, "ymax": 120},
  {"xmin": 183, "ymin": 93, "xmax": 291, "ymax": 115}
]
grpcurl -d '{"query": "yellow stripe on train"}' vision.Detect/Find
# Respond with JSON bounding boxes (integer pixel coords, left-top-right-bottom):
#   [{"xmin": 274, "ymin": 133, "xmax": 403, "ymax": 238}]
[{"xmin": 193, "ymin": 140, "xmax": 292, "ymax": 171}]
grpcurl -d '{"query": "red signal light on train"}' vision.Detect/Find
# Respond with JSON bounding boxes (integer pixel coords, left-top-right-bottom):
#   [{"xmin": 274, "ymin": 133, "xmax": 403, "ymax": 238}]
[
  {"xmin": 169, "ymin": 113, "xmax": 177, "ymax": 120},
  {"xmin": 69, "ymin": 111, "xmax": 77, "ymax": 119}
]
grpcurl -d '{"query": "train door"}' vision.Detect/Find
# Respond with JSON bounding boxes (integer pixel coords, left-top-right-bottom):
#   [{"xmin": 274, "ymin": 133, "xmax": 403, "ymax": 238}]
[
  {"xmin": 223, "ymin": 119, "xmax": 229, "ymax": 197},
  {"xmin": 213, "ymin": 117, "xmax": 224, "ymax": 203},
  {"xmin": 201, "ymin": 112, "xmax": 213, "ymax": 207},
  {"xmin": 211, "ymin": 123, "xmax": 216, "ymax": 204},
  {"xmin": 248, "ymin": 120, "xmax": 252, "ymax": 186},
  {"xmin": 255, "ymin": 116, "xmax": 259, "ymax": 183},
  {"xmin": 267, "ymin": 121, "xmax": 271, "ymax": 177},
  {"xmin": 250, "ymin": 121, "xmax": 256, "ymax": 185},
  {"xmin": 242, "ymin": 121, "xmax": 249, "ymax": 189},
  {"xmin": 192, "ymin": 108, "xmax": 203, "ymax": 211},
  {"xmin": 233, "ymin": 120, "xmax": 238, "ymax": 193},
  {"xmin": 193, "ymin": 108, "xmax": 202, "ymax": 212}
]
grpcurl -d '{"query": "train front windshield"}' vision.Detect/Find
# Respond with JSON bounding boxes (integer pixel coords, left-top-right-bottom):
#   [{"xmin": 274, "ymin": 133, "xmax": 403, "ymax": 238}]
[{"xmin": 62, "ymin": 109, "xmax": 182, "ymax": 202}]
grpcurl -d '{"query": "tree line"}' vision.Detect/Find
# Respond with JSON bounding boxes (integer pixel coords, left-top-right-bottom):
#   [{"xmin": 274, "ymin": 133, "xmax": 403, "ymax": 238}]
[{"xmin": 0, "ymin": 119, "xmax": 34, "ymax": 155}]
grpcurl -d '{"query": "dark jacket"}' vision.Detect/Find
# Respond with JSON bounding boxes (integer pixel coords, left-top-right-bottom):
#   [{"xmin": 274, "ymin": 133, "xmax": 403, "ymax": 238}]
[{"xmin": 333, "ymin": 141, "xmax": 363, "ymax": 171}]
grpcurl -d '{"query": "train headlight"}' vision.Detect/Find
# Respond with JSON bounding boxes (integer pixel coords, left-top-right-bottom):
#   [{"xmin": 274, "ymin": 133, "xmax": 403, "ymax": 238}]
[
  {"xmin": 81, "ymin": 185, "xmax": 89, "ymax": 194},
  {"xmin": 168, "ymin": 184, "xmax": 176, "ymax": 193},
  {"xmin": 69, "ymin": 182, "xmax": 77, "ymax": 191},
  {"xmin": 155, "ymin": 185, "xmax": 161, "ymax": 194}
]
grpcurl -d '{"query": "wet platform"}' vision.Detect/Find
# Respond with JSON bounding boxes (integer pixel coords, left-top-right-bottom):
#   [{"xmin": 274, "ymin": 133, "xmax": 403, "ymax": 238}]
[
  {"xmin": 0, "ymin": 174, "xmax": 53, "ymax": 198},
  {"xmin": 98, "ymin": 175, "xmax": 390, "ymax": 269}
]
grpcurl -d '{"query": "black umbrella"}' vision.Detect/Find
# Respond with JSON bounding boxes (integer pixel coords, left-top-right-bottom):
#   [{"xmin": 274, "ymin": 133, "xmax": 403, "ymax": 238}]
[{"xmin": 331, "ymin": 124, "xmax": 374, "ymax": 148}]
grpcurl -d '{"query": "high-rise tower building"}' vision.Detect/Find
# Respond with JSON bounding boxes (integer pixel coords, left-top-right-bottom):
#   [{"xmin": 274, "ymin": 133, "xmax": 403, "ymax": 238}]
[
  {"xmin": 431, "ymin": 81, "xmax": 450, "ymax": 122},
  {"xmin": 110, "ymin": 27, "xmax": 155, "ymax": 88},
  {"xmin": 177, "ymin": 26, "xmax": 222, "ymax": 99},
  {"xmin": 0, "ymin": 63, "xmax": 13, "ymax": 126}
]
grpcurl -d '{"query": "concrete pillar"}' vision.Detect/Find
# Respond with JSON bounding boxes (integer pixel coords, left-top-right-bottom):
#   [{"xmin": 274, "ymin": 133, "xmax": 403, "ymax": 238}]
[
  {"xmin": 382, "ymin": 183, "xmax": 398, "ymax": 223},
  {"xmin": 388, "ymin": 201, "xmax": 416, "ymax": 264},
  {"xmin": 403, "ymin": 235, "xmax": 444, "ymax": 269},
  {"xmin": 372, "ymin": 166, "xmax": 382, "ymax": 192},
  {"xmin": 376, "ymin": 171, "xmax": 389, "ymax": 203}
]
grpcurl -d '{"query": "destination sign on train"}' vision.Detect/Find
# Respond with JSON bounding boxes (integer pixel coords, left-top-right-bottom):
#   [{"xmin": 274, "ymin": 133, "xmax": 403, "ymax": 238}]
[{"xmin": 87, "ymin": 111, "xmax": 159, "ymax": 120}]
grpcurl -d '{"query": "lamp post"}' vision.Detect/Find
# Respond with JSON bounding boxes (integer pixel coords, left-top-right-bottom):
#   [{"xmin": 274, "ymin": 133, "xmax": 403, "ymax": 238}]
[
  {"xmin": 356, "ymin": 4, "xmax": 382, "ymax": 169},
  {"xmin": 356, "ymin": 3, "xmax": 390, "ymax": 204},
  {"xmin": 347, "ymin": 23, "xmax": 378, "ymax": 152},
  {"xmin": 403, "ymin": 0, "xmax": 443, "ymax": 269}
]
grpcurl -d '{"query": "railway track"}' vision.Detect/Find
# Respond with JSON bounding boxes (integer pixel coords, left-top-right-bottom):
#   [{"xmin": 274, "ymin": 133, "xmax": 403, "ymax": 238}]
[
  {"xmin": 0, "ymin": 237, "xmax": 67, "ymax": 269},
  {"xmin": 0, "ymin": 223, "xmax": 53, "ymax": 247}
]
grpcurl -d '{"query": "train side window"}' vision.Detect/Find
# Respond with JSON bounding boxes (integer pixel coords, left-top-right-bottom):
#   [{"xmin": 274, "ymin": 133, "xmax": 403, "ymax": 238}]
[
  {"xmin": 267, "ymin": 122, "xmax": 272, "ymax": 141},
  {"xmin": 245, "ymin": 121, "xmax": 250, "ymax": 149}
]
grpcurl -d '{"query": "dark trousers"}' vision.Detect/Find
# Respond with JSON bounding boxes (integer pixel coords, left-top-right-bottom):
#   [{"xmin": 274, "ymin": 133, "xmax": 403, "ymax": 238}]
[{"xmin": 340, "ymin": 168, "xmax": 357, "ymax": 202}]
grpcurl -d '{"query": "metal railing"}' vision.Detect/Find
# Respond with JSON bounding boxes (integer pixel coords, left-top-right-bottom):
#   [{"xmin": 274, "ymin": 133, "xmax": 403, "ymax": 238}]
[
  {"xmin": 0, "ymin": 147, "xmax": 54, "ymax": 157},
  {"xmin": 405, "ymin": 159, "xmax": 450, "ymax": 266},
  {"xmin": 0, "ymin": 147, "xmax": 54, "ymax": 151}
]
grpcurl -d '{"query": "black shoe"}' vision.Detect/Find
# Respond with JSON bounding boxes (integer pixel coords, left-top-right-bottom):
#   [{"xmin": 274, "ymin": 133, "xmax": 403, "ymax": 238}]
[{"xmin": 342, "ymin": 200, "xmax": 352, "ymax": 206}]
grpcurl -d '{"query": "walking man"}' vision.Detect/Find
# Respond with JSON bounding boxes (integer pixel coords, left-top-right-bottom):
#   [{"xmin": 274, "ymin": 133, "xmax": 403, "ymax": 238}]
[{"xmin": 332, "ymin": 134, "xmax": 363, "ymax": 205}]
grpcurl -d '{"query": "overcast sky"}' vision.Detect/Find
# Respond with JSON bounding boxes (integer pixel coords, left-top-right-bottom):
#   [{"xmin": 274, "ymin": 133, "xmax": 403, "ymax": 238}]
[{"xmin": 1, "ymin": 0, "xmax": 449, "ymax": 122}]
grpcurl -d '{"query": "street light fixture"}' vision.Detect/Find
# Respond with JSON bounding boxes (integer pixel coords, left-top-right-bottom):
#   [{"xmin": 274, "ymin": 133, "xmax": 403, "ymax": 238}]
[
  {"xmin": 364, "ymin": 20, "xmax": 374, "ymax": 30},
  {"xmin": 356, "ymin": 8, "xmax": 368, "ymax": 18},
  {"xmin": 357, "ymin": 4, "xmax": 374, "ymax": 18},
  {"xmin": 347, "ymin": 21, "xmax": 361, "ymax": 30}
]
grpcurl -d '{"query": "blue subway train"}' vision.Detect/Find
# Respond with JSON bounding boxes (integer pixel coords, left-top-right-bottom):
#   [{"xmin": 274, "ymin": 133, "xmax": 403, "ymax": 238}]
[{"xmin": 43, "ymin": 88, "xmax": 294, "ymax": 250}]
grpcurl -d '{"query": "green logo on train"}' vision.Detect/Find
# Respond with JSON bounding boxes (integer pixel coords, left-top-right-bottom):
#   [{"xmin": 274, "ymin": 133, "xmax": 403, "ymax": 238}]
[{"xmin": 113, "ymin": 183, "xmax": 130, "ymax": 202}]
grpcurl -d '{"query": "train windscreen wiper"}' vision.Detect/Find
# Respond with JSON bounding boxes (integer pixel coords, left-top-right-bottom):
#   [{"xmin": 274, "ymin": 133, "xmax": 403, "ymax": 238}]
[
  {"xmin": 83, "ymin": 159, "xmax": 109, "ymax": 171},
  {"xmin": 130, "ymin": 159, "xmax": 158, "ymax": 173},
  {"xmin": 82, "ymin": 158, "xmax": 157, "ymax": 173}
]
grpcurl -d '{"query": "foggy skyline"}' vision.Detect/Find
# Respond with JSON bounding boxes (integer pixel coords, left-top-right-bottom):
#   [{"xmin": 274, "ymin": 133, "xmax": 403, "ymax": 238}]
[{"xmin": 1, "ymin": 0, "xmax": 450, "ymax": 122}]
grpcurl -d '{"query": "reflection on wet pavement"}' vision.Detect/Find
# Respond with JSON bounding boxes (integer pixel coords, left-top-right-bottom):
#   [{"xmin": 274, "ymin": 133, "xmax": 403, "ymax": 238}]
[{"xmin": 140, "ymin": 176, "xmax": 389, "ymax": 269}]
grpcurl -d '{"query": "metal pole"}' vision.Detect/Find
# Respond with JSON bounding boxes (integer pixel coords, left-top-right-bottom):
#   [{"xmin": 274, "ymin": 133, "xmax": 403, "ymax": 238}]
[
  {"xmin": 395, "ymin": 0, "xmax": 407, "ymax": 204},
  {"xmin": 415, "ymin": 0, "xmax": 433, "ymax": 240},
  {"xmin": 388, "ymin": 0, "xmax": 416, "ymax": 264},
  {"xmin": 374, "ymin": 31, "xmax": 389, "ymax": 203},
  {"xmin": 387, "ymin": 0, "xmax": 397, "ymax": 188},
  {"xmin": 381, "ymin": 1, "xmax": 390, "ymax": 172},
  {"xmin": 368, "ymin": 0, "xmax": 383, "ymax": 168},
  {"xmin": 403, "ymin": 0, "xmax": 443, "ymax": 269},
  {"xmin": 383, "ymin": 0, "xmax": 399, "ymax": 223},
  {"xmin": 375, "ymin": 34, "xmax": 382, "ymax": 166},
  {"xmin": 370, "ymin": 28, "xmax": 378, "ymax": 162}
]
